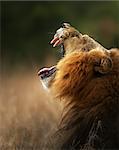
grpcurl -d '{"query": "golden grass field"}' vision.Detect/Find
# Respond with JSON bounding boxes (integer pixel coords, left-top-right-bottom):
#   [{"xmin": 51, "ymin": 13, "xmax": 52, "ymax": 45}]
[{"xmin": 0, "ymin": 69, "xmax": 62, "ymax": 149}]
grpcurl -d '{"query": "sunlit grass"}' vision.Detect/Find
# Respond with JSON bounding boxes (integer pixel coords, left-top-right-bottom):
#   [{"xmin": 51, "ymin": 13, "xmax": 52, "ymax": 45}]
[{"xmin": 0, "ymin": 70, "xmax": 61, "ymax": 149}]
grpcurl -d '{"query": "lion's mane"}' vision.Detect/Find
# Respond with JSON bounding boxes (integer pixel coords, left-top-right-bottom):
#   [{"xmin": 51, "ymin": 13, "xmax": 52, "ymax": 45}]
[{"xmin": 44, "ymin": 48, "xmax": 119, "ymax": 150}]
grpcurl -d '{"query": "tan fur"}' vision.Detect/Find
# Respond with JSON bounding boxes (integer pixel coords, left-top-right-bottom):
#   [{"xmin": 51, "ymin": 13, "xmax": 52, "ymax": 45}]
[
  {"xmin": 58, "ymin": 24, "xmax": 107, "ymax": 54},
  {"xmin": 45, "ymin": 24, "xmax": 119, "ymax": 149}
]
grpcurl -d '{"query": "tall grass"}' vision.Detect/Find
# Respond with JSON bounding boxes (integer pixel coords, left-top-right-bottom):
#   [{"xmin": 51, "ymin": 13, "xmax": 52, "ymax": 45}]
[{"xmin": 0, "ymin": 69, "xmax": 61, "ymax": 149}]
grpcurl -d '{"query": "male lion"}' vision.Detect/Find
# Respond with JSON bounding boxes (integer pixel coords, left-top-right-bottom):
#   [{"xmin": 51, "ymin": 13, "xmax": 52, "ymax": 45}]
[{"xmin": 38, "ymin": 23, "xmax": 119, "ymax": 150}]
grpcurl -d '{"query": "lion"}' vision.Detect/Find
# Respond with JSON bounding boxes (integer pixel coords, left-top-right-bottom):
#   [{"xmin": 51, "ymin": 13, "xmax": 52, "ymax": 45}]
[{"xmin": 38, "ymin": 23, "xmax": 119, "ymax": 150}]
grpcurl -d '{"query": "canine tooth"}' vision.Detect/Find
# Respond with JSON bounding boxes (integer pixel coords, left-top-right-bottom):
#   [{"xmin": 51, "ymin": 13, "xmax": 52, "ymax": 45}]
[
  {"xmin": 53, "ymin": 40, "xmax": 61, "ymax": 47},
  {"xmin": 50, "ymin": 36, "xmax": 59, "ymax": 44}
]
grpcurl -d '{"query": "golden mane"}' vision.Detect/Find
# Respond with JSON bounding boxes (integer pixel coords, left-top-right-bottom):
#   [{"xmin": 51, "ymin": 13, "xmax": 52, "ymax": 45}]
[{"xmin": 47, "ymin": 48, "xmax": 119, "ymax": 150}]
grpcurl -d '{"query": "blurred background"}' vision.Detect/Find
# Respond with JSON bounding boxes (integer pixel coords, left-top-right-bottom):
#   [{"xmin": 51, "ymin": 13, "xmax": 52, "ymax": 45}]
[
  {"xmin": 1, "ymin": 1, "xmax": 119, "ymax": 71},
  {"xmin": 1, "ymin": 1, "xmax": 119, "ymax": 149}
]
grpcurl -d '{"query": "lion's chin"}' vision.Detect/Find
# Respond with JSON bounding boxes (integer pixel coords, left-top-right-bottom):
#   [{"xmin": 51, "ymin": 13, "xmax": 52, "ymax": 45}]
[{"xmin": 38, "ymin": 66, "xmax": 56, "ymax": 90}]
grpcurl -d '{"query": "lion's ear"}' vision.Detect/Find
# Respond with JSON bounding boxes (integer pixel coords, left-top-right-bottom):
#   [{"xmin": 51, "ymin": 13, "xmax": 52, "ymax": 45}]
[{"xmin": 94, "ymin": 57, "xmax": 113, "ymax": 74}]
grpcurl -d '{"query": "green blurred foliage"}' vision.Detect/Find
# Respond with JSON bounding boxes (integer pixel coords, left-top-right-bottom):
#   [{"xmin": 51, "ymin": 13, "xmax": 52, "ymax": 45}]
[{"xmin": 1, "ymin": 1, "xmax": 119, "ymax": 69}]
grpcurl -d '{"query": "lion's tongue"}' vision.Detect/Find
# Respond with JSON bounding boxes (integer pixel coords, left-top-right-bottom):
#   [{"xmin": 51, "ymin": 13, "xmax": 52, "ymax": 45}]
[{"xmin": 50, "ymin": 36, "xmax": 62, "ymax": 47}]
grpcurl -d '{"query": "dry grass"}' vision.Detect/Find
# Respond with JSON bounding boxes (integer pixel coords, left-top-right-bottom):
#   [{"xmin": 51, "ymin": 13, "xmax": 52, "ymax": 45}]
[{"xmin": 0, "ymin": 69, "xmax": 61, "ymax": 149}]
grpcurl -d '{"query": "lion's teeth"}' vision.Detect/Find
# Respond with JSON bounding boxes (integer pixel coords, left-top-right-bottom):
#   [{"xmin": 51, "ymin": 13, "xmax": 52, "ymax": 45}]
[
  {"xmin": 53, "ymin": 40, "xmax": 61, "ymax": 47},
  {"xmin": 50, "ymin": 36, "xmax": 59, "ymax": 44}
]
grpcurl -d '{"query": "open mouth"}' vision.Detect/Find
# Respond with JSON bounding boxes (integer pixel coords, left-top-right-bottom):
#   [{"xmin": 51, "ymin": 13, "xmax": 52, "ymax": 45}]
[
  {"xmin": 38, "ymin": 31, "xmax": 63, "ymax": 79},
  {"xmin": 50, "ymin": 28, "xmax": 64, "ymax": 47},
  {"xmin": 38, "ymin": 23, "xmax": 69, "ymax": 80},
  {"xmin": 50, "ymin": 23, "xmax": 70, "ymax": 47}
]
